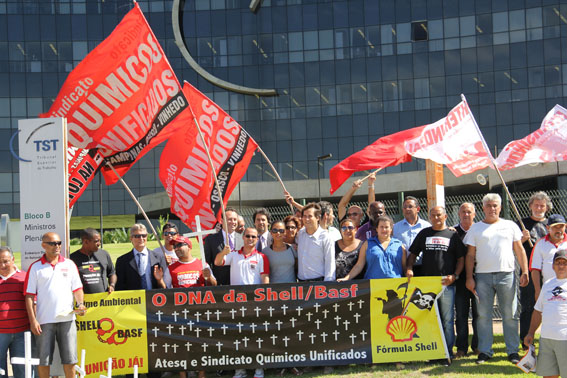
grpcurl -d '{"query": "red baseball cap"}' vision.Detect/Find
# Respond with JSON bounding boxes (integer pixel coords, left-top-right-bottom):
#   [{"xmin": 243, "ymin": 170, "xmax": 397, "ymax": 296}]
[{"xmin": 169, "ymin": 235, "xmax": 192, "ymax": 249}]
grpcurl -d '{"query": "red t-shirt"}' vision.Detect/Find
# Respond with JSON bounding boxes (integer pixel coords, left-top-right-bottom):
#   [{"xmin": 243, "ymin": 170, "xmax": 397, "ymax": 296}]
[
  {"xmin": 0, "ymin": 270, "xmax": 30, "ymax": 333},
  {"xmin": 168, "ymin": 259, "xmax": 209, "ymax": 288}
]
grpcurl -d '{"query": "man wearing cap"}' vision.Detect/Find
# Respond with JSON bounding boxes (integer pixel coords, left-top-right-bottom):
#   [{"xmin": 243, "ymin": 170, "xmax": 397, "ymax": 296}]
[
  {"xmin": 530, "ymin": 214, "xmax": 567, "ymax": 301},
  {"xmin": 524, "ymin": 249, "xmax": 567, "ymax": 378},
  {"xmin": 168, "ymin": 235, "xmax": 216, "ymax": 288}
]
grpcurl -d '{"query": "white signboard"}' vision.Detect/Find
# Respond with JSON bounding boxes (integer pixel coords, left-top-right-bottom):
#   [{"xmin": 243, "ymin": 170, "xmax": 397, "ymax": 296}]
[{"xmin": 18, "ymin": 118, "xmax": 69, "ymax": 270}]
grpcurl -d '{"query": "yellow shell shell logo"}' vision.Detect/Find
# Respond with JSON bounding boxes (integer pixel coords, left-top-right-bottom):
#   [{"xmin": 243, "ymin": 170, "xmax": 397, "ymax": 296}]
[{"xmin": 386, "ymin": 315, "xmax": 417, "ymax": 342}]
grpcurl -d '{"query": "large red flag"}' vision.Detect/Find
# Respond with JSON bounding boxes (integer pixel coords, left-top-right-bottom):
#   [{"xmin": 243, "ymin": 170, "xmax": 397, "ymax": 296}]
[
  {"xmin": 40, "ymin": 3, "xmax": 186, "ymax": 185},
  {"xmin": 159, "ymin": 82, "xmax": 258, "ymax": 230},
  {"xmin": 329, "ymin": 126, "xmax": 425, "ymax": 194}
]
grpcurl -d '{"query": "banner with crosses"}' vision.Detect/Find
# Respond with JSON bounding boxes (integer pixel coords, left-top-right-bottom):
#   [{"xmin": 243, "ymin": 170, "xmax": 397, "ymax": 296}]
[{"xmin": 77, "ymin": 278, "xmax": 446, "ymax": 375}]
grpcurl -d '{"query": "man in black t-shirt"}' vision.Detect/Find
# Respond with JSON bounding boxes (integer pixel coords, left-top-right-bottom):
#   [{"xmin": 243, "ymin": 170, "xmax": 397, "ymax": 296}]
[
  {"xmin": 407, "ymin": 206, "xmax": 465, "ymax": 363},
  {"xmin": 70, "ymin": 228, "xmax": 117, "ymax": 294}
]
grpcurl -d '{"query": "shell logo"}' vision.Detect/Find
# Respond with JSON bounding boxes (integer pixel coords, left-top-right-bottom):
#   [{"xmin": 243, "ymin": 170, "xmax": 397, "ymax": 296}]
[{"xmin": 385, "ymin": 315, "xmax": 417, "ymax": 342}]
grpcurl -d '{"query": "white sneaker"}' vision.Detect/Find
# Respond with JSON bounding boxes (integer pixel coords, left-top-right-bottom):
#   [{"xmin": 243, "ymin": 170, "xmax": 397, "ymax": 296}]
[
  {"xmin": 253, "ymin": 368, "xmax": 264, "ymax": 378},
  {"xmin": 233, "ymin": 369, "xmax": 247, "ymax": 378}
]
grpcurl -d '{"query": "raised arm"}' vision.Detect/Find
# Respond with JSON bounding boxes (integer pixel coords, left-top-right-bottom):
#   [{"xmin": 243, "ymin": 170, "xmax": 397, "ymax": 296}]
[
  {"xmin": 338, "ymin": 179, "xmax": 363, "ymax": 220},
  {"xmin": 367, "ymin": 173, "xmax": 376, "ymax": 206}
]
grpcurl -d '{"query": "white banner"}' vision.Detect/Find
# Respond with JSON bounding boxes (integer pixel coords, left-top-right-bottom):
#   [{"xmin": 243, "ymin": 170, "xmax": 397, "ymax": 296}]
[
  {"xmin": 495, "ymin": 104, "xmax": 567, "ymax": 170},
  {"xmin": 404, "ymin": 100, "xmax": 492, "ymax": 177},
  {"xmin": 18, "ymin": 118, "xmax": 69, "ymax": 270}
]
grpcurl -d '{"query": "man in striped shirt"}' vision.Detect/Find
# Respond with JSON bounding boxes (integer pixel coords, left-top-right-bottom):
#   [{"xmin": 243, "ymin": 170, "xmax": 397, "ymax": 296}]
[{"xmin": 0, "ymin": 246, "xmax": 29, "ymax": 378}]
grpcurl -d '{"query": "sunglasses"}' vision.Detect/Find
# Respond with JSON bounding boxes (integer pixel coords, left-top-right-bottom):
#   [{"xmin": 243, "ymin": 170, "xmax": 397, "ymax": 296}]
[
  {"xmin": 132, "ymin": 234, "xmax": 147, "ymax": 239},
  {"xmin": 174, "ymin": 243, "xmax": 187, "ymax": 249},
  {"xmin": 341, "ymin": 226, "xmax": 356, "ymax": 231},
  {"xmin": 163, "ymin": 231, "xmax": 178, "ymax": 236},
  {"xmin": 244, "ymin": 235, "xmax": 258, "ymax": 239},
  {"xmin": 285, "ymin": 226, "xmax": 297, "ymax": 230},
  {"xmin": 271, "ymin": 228, "xmax": 285, "ymax": 234},
  {"xmin": 45, "ymin": 241, "xmax": 62, "ymax": 246}
]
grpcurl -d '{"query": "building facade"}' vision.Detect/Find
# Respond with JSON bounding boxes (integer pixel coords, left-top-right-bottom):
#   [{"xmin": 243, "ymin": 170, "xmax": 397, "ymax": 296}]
[{"xmin": 1, "ymin": 0, "xmax": 566, "ymax": 219}]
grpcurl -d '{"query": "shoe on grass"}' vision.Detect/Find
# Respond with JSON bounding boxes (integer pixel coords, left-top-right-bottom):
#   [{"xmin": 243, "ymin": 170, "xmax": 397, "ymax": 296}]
[{"xmin": 476, "ymin": 353, "xmax": 490, "ymax": 364}]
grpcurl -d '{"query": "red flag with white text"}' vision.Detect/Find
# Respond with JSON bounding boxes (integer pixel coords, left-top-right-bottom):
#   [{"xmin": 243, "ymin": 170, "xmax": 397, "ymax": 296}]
[
  {"xmin": 495, "ymin": 104, "xmax": 567, "ymax": 170},
  {"xmin": 67, "ymin": 147, "xmax": 104, "ymax": 208},
  {"xmin": 159, "ymin": 82, "xmax": 258, "ymax": 230},
  {"xmin": 404, "ymin": 100, "xmax": 492, "ymax": 176},
  {"xmin": 329, "ymin": 126, "xmax": 426, "ymax": 194}
]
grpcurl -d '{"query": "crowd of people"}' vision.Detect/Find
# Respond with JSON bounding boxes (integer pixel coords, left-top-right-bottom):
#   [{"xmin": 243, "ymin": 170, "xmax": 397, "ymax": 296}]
[{"xmin": 1, "ymin": 181, "xmax": 566, "ymax": 378}]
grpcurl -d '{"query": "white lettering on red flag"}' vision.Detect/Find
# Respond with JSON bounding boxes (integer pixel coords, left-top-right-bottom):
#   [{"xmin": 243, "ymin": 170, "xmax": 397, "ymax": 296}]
[
  {"xmin": 495, "ymin": 104, "xmax": 567, "ymax": 170},
  {"xmin": 404, "ymin": 100, "xmax": 491, "ymax": 176}
]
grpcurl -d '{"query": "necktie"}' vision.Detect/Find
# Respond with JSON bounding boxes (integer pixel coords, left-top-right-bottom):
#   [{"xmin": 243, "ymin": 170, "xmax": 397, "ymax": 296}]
[
  {"xmin": 228, "ymin": 234, "xmax": 234, "ymax": 251},
  {"xmin": 137, "ymin": 253, "xmax": 148, "ymax": 289}
]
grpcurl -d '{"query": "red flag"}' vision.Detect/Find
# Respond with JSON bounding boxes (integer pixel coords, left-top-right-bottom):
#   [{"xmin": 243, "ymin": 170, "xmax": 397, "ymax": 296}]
[
  {"xmin": 329, "ymin": 126, "xmax": 425, "ymax": 194},
  {"xmin": 39, "ymin": 3, "xmax": 186, "ymax": 185},
  {"xmin": 67, "ymin": 147, "xmax": 104, "ymax": 208},
  {"xmin": 159, "ymin": 82, "xmax": 258, "ymax": 230}
]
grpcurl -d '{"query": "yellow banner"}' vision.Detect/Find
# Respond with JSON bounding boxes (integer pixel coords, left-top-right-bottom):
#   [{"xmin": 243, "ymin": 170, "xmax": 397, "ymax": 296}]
[
  {"xmin": 77, "ymin": 290, "xmax": 148, "ymax": 376},
  {"xmin": 370, "ymin": 277, "xmax": 447, "ymax": 362}
]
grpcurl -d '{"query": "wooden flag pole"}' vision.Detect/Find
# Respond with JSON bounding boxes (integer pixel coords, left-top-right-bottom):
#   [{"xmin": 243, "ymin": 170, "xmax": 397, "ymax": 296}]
[
  {"xmin": 254, "ymin": 146, "xmax": 294, "ymax": 213},
  {"xmin": 361, "ymin": 168, "xmax": 383, "ymax": 182},
  {"xmin": 104, "ymin": 161, "xmax": 170, "ymax": 257},
  {"xmin": 461, "ymin": 94, "xmax": 532, "ymax": 247}
]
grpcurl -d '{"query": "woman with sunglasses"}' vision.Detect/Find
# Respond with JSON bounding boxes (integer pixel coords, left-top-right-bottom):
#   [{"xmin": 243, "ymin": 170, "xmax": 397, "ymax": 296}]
[
  {"xmin": 335, "ymin": 219, "xmax": 363, "ymax": 280},
  {"xmin": 338, "ymin": 215, "xmax": 406, "ymax": 281},
  {"xmin": 283, "ymin": 215, "xmax": 301, "ymax": 250}
]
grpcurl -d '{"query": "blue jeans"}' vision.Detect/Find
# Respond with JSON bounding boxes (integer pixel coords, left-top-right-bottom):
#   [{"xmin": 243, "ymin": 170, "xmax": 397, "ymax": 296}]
[
  {"xmin": 0, "ymin": 331, "xmax": 25, "ymax": 378},
  {"xmin": 437, "ymin": 285, "xmax": 456, "ymax": 357},
  {"xmin": 475, "ymin": 272, "xmax": 519, "ymax": 356}
]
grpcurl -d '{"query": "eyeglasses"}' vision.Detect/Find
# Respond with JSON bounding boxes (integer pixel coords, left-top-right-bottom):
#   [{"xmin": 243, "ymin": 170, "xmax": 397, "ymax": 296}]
[
  {"xmin": 132, "ymin": 234, "xmax": 147, "ymax": 239},
  {"xmin": 244, "ymin": 235, "xmax": 258, "ymax": 239},
  {"xmin": 347, "ymin": 212, "xmax": 362, "ymax": 217},
  {"xmin": 45, "ymin": 241, "xmax": 62, "ymax": 246},
  {"xmin": 173, "ymin": 243, "xmax": 187, "ymax": 249},
  {"xmin": 285, "ymin": 226, "xmax": 297, "ymax": 230},
  {"xmin": 341, "ymin": 226, "xmax": 356, "ymax": 231},
  {"xmin": 271, "ymin": 228, "xmax": 285, "ymax": 234},
  {"xmin": 164, "ymin": 231, "xmax": 178, "ymax": 236}
]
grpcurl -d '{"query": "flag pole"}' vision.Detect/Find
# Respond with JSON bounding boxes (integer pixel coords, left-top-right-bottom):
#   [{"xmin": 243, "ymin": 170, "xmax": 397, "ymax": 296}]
[
  {"xmin": 104, "ymin": 161, "xmax": 170, "ymax": 257},
  {"xmin": 361, "ymin": 168, "xmax": 382, "ymax": 182},
  {"xmin": 253, "ymin": 146, "xmax": 294, "ymax": 213},
  {"xmin": 460, "ymin": 94, "xmax": 532, "ymax": 246}
]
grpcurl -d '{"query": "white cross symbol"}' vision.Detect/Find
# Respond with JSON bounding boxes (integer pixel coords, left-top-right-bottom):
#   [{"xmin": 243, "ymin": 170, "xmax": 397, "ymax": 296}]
[
  {"xmin": 195, "ymin": 328, "xmax": 201, "ymax": 338},
  {"xmin": 357, "ymin": 299, "xmax": 364, "ymax": 308},
  {"xmin": 282, "ymin": 336, "xmax": 290, "ymax": 347},
  {"xmin": 297, "ymin": 330, "xmax": 304, "ymax": 341},
  {"xmin": 275, "ymin": 320, "xmax": 283, "ymax": 331},
  {"xmin": 221, "ymin": 324, "xmax": 228, "ymax": 335},
  {"xmin": 184, "ymin": 215, "xmax": 216, "ymax": 269},
  {"xmin": 322, "ymin": 309, "xmax": 329, "ymax": 319},
  {"xmin": 254, "ymin": 307, "xmax": 261, "ymax": 317},
  {"xmin": 234, "ymin": 340, "xmax": 241, "ymax": 351},
  {"xmin": 333, "ymin": 330, "xmax": 340, "ymax": 341},
  {"xmin": 347, "ymin": 302, "xmax": 354, "ymax": 311},
  {"xmin": 179, "ymin": 325, "xmax": 186, "ymax": 336},
  {"xmin": 263, "ymin": 321, "xmax": 270, "ymax": 331},
  {"xmin": 296, "ymin": 306, "xmax": 303, "ymax": 316},
  {"xmin": 163, "ymin": 343, "xmax": 170, "ymax": 353},
  {"xmin": 214, "ymin": 310, "xmax": 222, "ymax": 320},
  {"xmin": 314, "ymin": 319, "xmax": 322, "ymax": 329},
  {"xmin": 171, "ymin": 344, "xmax": 178, "ymax": 353},
  {"xmin": 194, "ymin": 312, "xmax": 202, "ymax": 322},
  {"xmin": 237, "ymin": 322, "xmax": 244, "ymax": 332},
  {"xmin": 152, "ymin": 327, "xmax": 160, "ymax": 337},
  {"xmin": 132, "ymin": 365, "xmax": 139, "ymax": 378},
  {"xmin": 334, "ymin": 315, "xmax": 342, "ymax": 326},
  {"xmin": 187, "ymin": 320, "xmax": 195, "ymax": 331},
  {"xmin": 267, "ymin": 306, "xmax": 275, "ymax": 316},
  {"xmin": 353, "ymin": 313, "xmax": 361, "ymax": 323},
  {"xmin": 290, "ymin": 317, "xmax": 297, "ymax": 328},
  {"xmin": 321, "ymin": 332, "xmax": 328, "ymax": 342},
  {"xmin": 313, "ymin": 303, "xmax": 321, "ymax": 312},
  {"xmin": 182, "ymin": 308, "xmax": 190, "ymax": 319},
  {"xmin": 202, "ymin": 343, "xmax": 209, "ymax": 352},
  {"xmin": 306, "ymin": 312, "xmax": 313, "ymax": 321},
  {"xmin": 242, "ymin": 337, "xmax": 250, "ymax": 347},
  {"xmin": 308, "ymin": 333, "xmax": 316, "ymax": 344},
  {"xmin": 166, "ymin": 324, "xmax": 174, "ymax": 335},
  {"xmin": 230, "ymin": 309, "xmax": 237, "ymax": 319},
  {"xmin": 74, "ymin": 349, "xmax": 86, "ymax": 378},
  {"xmin": 349, "ymin": 333, "xmax": 357, "ymax": 344},
  {"xmin": 207, "ymin": 327, "xmax": 214, "ymax": 337},
  {"xmin": 216, "ymin": 341, "xmax": 223, "ymax": 352},
  {"xmin": 256, "ymin": 338, "xmax": 263, "ymax": 348},
  {"xmin": 240, "ymin": 306, "xmax": 247, "ymax": 317},
  {"xmin": 281, "ymin": 304, "xmax": 288, "ymax": 315},
  {"xmin": 156, "ymin": 310, "xmax": 163, "ymax": 321},
  {"xmin": 333, "ymin": 303, "xmax": 340, "ymax": 312},
  {"xmin": 360, "ymin": 330, "xmax": 367, "ymax": 341},
  {"xmin": 270, "ymin": 334, "xmax": 278, "ymax": 345},
  {"xmin": 186, "ymin": 341, "xmax": 192, "ymax": 351},
  {"xmin": 99, "ymin": 357, "xmax": 113, "ymax": 378},
  {"xmin": 205, "ymin": 310, "xmax": 212, "ymax": 320},
  {"xmin": 343, "ymin": 319, "xmax": 351, "ymax": 331},
  {"xmin": 149, "ymin": 342, "xmax": 157, "ymax": 352},
  {"xmin": 172, "ymin": 311, "xmax": 179, "ymax": 321},
  {"xmin": 250, "ymin": 323, "xmax": 257, "ymax": 333}
]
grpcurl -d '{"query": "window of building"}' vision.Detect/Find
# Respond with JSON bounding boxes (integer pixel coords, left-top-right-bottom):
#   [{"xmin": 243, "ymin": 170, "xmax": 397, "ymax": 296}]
[{"xmin": 412, "ymin": 21, "xmax": 428, "ymax": 41}]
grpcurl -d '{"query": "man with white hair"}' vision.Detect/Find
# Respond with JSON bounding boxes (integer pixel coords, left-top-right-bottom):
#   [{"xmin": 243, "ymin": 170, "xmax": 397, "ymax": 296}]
[{"xmin": 464, "ymin": 193, "xmax": 529, "ymax": 365}]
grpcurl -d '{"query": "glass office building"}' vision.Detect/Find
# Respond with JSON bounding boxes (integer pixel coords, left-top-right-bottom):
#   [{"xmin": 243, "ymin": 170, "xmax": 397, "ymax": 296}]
[{"xmin": 1, "ymin": 0, "xmax": 566, "ymax": 218}]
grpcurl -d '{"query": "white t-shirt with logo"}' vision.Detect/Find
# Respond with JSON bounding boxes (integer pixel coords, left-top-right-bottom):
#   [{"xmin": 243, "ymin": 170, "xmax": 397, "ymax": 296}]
[{"xmin": 534, "ymin": 277, "xmax": 567, "ymax": 340}]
